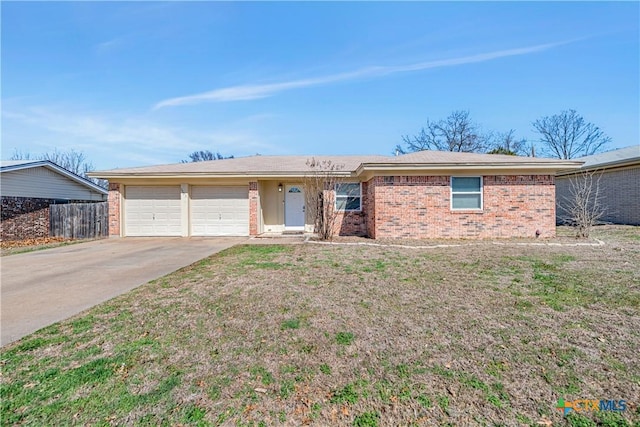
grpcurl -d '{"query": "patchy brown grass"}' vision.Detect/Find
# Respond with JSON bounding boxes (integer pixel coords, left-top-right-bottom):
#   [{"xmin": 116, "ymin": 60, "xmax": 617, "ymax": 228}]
[
  {"xmin": 1, "ymin": 226, "xmax": 639, "ymax": 426},
  {"xmin": 0, "ymin": 237, "xmax": 91, "ymax": 256}
]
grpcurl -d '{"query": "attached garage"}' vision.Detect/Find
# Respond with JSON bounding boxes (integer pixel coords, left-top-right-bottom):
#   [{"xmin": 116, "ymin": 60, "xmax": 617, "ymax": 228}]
[
  {"xmin": 125, "ymin": 186, "xmax": 182, "ymax": 236},
  {"xmin": 191, "ymin": 186, "xmax": 249, "ymax": 236}
]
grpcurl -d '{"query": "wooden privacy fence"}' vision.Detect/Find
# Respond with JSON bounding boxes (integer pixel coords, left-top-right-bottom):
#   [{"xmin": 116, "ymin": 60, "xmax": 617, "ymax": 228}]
[{"xmin": 50, "ymin": 202, "xmax": 108, "ymax": 239}]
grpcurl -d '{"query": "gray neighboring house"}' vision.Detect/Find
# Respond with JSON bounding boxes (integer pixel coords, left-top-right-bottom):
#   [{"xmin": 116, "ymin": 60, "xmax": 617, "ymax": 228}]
[
  {"xmin": 1, "ymin": 160, "xmax": 108, "ymax": 241},
  {"xmin": 556, "ymin": 146, "xmax": 640, "ymax": 226}
]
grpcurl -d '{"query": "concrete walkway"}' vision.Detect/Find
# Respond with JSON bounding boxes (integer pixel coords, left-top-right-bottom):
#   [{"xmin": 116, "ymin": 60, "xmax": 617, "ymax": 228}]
[{"xmin": 0, "ymin": 237, "xmax": 245, "ymax": 346}]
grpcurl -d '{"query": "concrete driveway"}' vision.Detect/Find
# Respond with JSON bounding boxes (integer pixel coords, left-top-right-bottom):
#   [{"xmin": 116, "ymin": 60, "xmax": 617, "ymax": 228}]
[{"xmin": 0, "ymin": 237, "xmax": 246, "ymax": 346}]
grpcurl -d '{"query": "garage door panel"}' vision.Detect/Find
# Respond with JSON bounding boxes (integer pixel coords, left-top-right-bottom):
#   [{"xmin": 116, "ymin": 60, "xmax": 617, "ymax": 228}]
[
  {"xmin": 125, "ymin": 186, "xmax": 181, "ymax": 236},
  {"xmin": 191, "ymin": 186, "xmax": 248, "ymax": 236}
]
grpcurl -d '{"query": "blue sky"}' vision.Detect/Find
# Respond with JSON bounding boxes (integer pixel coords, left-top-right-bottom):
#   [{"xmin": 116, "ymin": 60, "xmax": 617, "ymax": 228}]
[{"xmin": 2, "ymin": 1, "xmax": 638, "ymax": 170}]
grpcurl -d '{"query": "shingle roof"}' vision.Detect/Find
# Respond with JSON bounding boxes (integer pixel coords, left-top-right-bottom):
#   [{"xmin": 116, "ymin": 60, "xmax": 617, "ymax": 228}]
[
  {"xmin": 387, "ymin": 150, "xmax": 566, "ymax": 164},
  {"xmin": 572, "ymin": 146, "xmax": 640, "ymax": 169},
  {"xmin": 90, "ymin": 151, "xmax": 581, "ymax": 178},
  {"xmin": 92, "ymin": 155, "xmax": 389, "ymax": 175}
]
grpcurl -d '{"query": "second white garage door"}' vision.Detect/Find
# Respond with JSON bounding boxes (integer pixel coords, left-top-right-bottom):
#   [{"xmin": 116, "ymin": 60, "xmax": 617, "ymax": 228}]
[{"xmin": 191, "ymin": 186, "xmax": 249, "ymax": 236}]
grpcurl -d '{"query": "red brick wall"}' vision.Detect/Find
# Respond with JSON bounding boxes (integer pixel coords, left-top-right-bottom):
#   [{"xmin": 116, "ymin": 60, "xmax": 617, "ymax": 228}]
[
  {"xmin": 363, "ymin": 179, "xmax": 376, "ymax": 238},
  {"xmin": 249, "ymin": 181, "xmax": 258, "ymax": 235},
  {"xmin": 366, "ymin": 175, "xmax": 556, "ymax": 239},
  {"xmin": 108, "ymin": 183, "xmax": 121, "ymax": 237},
  {"xmin": 0, "ymin": 197, "xmax": 53, "ymax": 241}
]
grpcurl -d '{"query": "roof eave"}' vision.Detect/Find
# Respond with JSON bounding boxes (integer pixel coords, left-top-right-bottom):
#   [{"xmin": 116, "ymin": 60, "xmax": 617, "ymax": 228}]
[
  {"xmin": 356, "ymin": 161, "xmax": 583, "ymax": 175},
  {"xmin": 0, "ymin": 160, "xmax": 50, "ymax": 173},
  {"xmin": 92, "ymin": 161, "xmax": 583, "ymax": 180},
  {"xmin": 556, "ymin": 157, "xmax": 640, "ymax": 176},
  {"xmin": 88, "ymin": 171, "xmax": 356, "ymax": 180},
  {"xmin": 3, "ymin": 161, "xmax": 108, "ymax": 195}
]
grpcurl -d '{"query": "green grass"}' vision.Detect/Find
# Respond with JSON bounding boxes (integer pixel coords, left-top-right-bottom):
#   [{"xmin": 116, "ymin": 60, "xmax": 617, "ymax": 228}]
[
  {"xmin": 1, "ymin": 228, "xmax": 639, "ymax": 426},
  {"xmin": 225, "ymin": 244, "xmax": 293, "ymax": 271},
  {"xmin": 352, "ymin": 411, "xmax": 380, "ymax": 427},
  {"xmin": 335, "ymin": 331, "xmax": 355, "ymax": 346},
  {"xmin": 507, "ymin": 254, "xmax": 640, "ymax": 311},
  {"xmin": 250, "ymin": 366, "xmax": 274, "ymax": 386},
  {"xmin": 437, "ymin": 394, "xmax": 450, "ymax": 414},
  {"xmin": 330, "ymin": 383, "xmax": 360, "ymax": 404},
  {"xmin": 280, "ymin": 318, "xmax": 301, "ymax": 330},
  {"xmin": 279, "ymin": 380, "xmax": 295, "ymax": 399}
]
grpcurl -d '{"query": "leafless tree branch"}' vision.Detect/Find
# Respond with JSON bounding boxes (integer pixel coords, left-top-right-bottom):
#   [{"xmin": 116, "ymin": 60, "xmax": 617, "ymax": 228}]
[
  {"xmin": 10, "ymin": 148, "xmax": 107, "ymax": 188},
  {"xmin": 558, "ymin": 170, "xmax": 607, "ymax": 238},
  {"xmin": 303, "ymin": 158, "xmax": 345, "ymax": 240},
  {"xmin": 532, "ymin": 109, "xmax": 610, "ymax": 159},
  {"xmin": 398, "ymin": 110, "xmax": 489, "ymax": 154}
]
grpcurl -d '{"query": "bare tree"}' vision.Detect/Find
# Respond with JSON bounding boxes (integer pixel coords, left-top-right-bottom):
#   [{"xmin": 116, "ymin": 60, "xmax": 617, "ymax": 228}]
[
  {"xmin": 532, "ymin": 109, "xmax": 610, "ymax": 159},
  {"xmin": 181, "ymin": 150, "xmax": 233, "ymax": 163},
  {"xmin": 559, "ymin": 170, "xmax": 606, "ymax": 238},
  {"xmin": 9, "ymin": 149, "xmax": 34, "ymax": 160},
  {"xmin": 396, "ymin": 110, "xmax": 489, "ymax": 154},
  {"xmin": 303, "ymin": 158, "xmax": 345, "ymax": 240},
  {"xmin": 10, "ymin": 148, "xmax": 107, "ymax": 188},
  {"xmin": 487, "ymin": 129, "xmax": 528, "ymax": 156}
]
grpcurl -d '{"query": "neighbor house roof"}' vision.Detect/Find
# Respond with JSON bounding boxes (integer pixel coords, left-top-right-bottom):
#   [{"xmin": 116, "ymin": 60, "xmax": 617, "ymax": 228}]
[
  {"xmin": 556, "ymin": 145, "xmax": 640, "ymax": 176},
  {"xmin": 1, "ymin": 160, "xmax": 108, "ymax": 195},
  {"xmin": 90, "ymin": 151, "xmax": 581, "ymax": 180}
]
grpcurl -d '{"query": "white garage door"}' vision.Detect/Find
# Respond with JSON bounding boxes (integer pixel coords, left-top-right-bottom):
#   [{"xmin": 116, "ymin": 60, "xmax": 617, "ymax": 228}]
[
  {"xmin": 191, "ymin": 186, "xmax": 249, "ymax": 236},
  {"xmin": 125, "ymin": 186, "xmax": 182, "ymax": 236}
]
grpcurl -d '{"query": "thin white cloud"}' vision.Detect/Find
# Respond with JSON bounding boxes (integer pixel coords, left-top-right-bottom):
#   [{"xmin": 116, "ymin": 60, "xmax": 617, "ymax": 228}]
[
  {"xmin": 3, "ymin": 107, "xmax": 192, "ymax": 151},
  {"xmin": 1, "ymin": 106, "xmax": 278, "ymax": 167},
  {"xmin": 94, "ymin": 36, "xmax": 126, "ymax": 54},
  {"xmin": 154, "ymin": 40, "xmax": 571, "ymax": 109}
]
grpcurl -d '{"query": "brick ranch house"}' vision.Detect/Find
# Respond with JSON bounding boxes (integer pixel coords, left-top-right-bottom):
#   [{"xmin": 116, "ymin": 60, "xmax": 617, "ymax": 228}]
[{"xmin": 90, "ymin": 151, "xmax": 581, "ymax": 239}]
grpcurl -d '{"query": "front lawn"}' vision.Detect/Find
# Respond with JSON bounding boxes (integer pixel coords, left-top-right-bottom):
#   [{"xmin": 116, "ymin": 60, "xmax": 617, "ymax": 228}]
[{"xmin": 1, "ymin": 227, "xmax": 639, "ymax": 426}]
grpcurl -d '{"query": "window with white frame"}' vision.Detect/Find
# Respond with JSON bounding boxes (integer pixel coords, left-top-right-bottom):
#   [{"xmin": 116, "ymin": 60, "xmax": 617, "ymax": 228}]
[
  {"xmin": 335, "ymin": 182, "xmax": 362, "ymax": 211},
  {"xmin": 451, "ymin": 177, "xmax": 483, "ymax": 210}
]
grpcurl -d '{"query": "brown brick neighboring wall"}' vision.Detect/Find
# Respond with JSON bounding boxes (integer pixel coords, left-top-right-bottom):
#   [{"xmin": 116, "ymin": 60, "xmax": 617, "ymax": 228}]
[
  {"xmin": 108, "ymin": 183, "xmax": 122, "ymax": 236},
  {"xmin": 1, "ymin": 197, "xmax": 54, "ymax": 241},
  {"xmin": 556, "ymin": 166, "xmax": 640, "ymax": 225},
  {"xmin": 249, "ymin": 181, "xmax": 259, "ymax": 235},
  {"xmin": 365, "ymin": 175, "xmax": 555, "ymax": 239}
]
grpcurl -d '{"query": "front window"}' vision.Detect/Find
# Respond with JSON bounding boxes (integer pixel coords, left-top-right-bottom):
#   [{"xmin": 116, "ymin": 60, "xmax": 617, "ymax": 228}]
[
  {"xmin": 335, "ymin": 183, "xmax": 361, "ymax": 211},
  {"xmin": 451, "ymin": 177, "xmax": 482, "ymax": 210}
]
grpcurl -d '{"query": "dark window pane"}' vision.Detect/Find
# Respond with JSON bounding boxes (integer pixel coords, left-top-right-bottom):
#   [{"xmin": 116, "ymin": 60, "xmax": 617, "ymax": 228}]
[
  {"xmin": 345, "ymin": 197, "xmax": 360, "ymax": 210},
  {"xmin": 452, "ymin": 177, "xmax": 481, "ymax": 192},
  {"xmin": 336, "ymin": 183, "xmax": 360, "ymax": 197},
  {"xmin": 336, "ymin": 196, "xmax": 361, "ymax": 211}
]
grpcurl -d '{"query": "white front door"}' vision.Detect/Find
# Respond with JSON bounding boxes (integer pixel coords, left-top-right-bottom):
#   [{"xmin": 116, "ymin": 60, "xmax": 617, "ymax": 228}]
[{"xmin": 285, "ymin": 185, "xmax": 305, "ymax": 229}]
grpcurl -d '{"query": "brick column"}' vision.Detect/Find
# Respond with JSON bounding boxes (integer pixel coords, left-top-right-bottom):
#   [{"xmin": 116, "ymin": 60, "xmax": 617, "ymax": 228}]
[
  {"xmin": 108, "ymin": 183, "xmax": 121, "ymax": 237},
  {"xmin": 364, "ymin": 178, "xmax": 376, "ymax": 239},
  {"xmin": 249, "ymin": 181, "xmax": 259, "ymax": 236}
]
